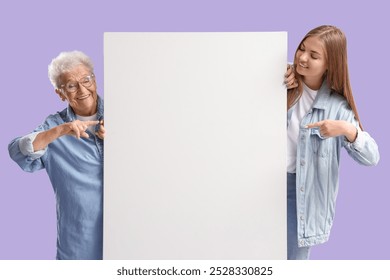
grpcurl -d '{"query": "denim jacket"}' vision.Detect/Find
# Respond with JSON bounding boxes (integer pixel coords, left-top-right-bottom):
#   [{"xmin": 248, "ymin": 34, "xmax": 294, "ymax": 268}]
[
  {"xmin": 287, "ymin": 83, "xmax": 379, "ymax": 247},
  {"xmin": 8, "ymin": 96, "xmax": 104, "ymax": 259}
]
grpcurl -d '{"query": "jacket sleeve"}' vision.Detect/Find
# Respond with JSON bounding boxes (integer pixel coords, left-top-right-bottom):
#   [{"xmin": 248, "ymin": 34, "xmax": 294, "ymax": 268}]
[
  {"xmin": 8, "ymin": 123, "xmax": 49, "ymax": 173},
  {"xmin": 339, "ymin": 103, "xmax": 380, "ymax": 166}
]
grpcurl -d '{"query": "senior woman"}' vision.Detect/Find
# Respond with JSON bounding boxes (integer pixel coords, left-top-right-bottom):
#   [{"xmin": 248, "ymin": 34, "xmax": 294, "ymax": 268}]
[{"xmin": 8, "ymin": 51, "xmax": 105, "ymax": 260}]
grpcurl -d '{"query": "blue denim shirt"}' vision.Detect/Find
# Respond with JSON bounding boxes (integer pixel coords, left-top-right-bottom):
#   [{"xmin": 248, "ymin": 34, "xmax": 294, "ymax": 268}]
[
  {"xmin": 288, "ymin": 82, "xmax": 379, "ymax": 247},
  {"xmin": 8, "ymin": 96, "xmax": 104, "ymax": 259}
]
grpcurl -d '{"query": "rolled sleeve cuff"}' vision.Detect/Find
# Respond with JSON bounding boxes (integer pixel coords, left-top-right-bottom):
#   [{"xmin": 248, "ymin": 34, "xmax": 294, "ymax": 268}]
[
  {"xmin": 18, "ymin": 132, "xmax": 47, "ymax": 159},
  {"xmin": 352, "ymin": 127, "xmax": 366, "ymax": 150},
  {"xmin": 345, "ymin": 127, "xmax": 365, "ymax": 151}
]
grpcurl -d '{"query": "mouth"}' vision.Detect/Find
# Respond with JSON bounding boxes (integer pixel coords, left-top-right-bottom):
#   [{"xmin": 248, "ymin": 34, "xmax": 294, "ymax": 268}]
[
  {"xmin": 77, "ymin": 94, "xmax": 91, "ymax": 100},
  {"xmin": 298, "ymin": 62, "xmax": 308, "ymax": 69}
]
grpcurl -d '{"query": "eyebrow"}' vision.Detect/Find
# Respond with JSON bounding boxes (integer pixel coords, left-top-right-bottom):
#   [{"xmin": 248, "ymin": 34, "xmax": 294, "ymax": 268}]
[
  {"xmin": 301, "ymin": 43, "xmax": 322, "ymax": 56},
  {"xmin": 65, "ymin": 74, "xmax": 92, "ymax": 82}
]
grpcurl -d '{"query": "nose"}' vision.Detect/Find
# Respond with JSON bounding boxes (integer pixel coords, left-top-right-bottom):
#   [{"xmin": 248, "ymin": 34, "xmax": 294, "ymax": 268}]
[
  {"xmin": 299, "ymin": 52, "xmax": 308, "ymax": 63},
  {"xmin": 77, "ymin": 82, "xmax": 89, "ymax": 94}
]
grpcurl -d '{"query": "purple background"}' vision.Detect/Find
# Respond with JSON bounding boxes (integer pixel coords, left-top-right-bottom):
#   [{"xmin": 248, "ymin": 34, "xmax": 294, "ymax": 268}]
[{"xmin": 0, "ymin": 0, "xmax": 388, "ymax": 260}]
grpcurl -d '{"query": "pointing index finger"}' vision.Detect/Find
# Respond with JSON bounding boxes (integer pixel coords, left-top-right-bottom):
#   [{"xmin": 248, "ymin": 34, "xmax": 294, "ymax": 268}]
[
  {"xmin": 85, "ymin": 120, "xmax": 100, "ymax": 126},
  {"xmin": 305, "ymin": 121, "xmax": 323, "ymax": 129}
]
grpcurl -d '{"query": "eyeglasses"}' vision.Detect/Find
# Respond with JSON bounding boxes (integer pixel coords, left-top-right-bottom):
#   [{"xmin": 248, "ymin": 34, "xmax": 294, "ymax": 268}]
[{"xmin": 59, "ymin": 74, "xmax": 95, "ymax": 94}]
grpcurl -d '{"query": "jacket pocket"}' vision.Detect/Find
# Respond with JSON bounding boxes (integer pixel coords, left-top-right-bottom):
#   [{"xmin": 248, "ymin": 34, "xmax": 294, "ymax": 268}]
[{"xmin": 310, "ymin": 129, "xmax": 329, "ymax": 157}]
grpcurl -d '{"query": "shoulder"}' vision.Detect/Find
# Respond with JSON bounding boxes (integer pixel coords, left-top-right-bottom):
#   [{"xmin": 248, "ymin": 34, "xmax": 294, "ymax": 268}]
[
  {"xmin": 328, "ymin": 90, "xmax": 347, "ymax": 103},
  {"xmin": 327, "ymin": 91, "xmax": 357, "ymax": 121},
  {"xmin": 41, "ymin": 108, "xmax": 67, "ymax": 128},
  {"xmin": 328, "ymin": 91, "xmax": 350, "ymax": 109}
]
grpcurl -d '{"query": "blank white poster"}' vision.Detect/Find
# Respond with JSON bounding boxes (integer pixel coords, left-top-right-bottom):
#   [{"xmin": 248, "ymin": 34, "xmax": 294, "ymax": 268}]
[{"xmin": 104, "ymin": 32, "xmax": 287, "ymax": 259}]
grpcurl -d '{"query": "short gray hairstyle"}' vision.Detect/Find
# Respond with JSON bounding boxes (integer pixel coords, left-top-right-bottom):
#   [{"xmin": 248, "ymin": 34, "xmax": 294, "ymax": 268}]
[{"xmin": 48, "ymin": 50, "xmax": 94, "ymax": 88}]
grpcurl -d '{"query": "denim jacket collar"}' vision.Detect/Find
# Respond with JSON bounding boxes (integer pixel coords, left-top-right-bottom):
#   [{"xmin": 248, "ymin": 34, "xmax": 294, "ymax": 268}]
[
  {"xmin": 287, "ymin": 80, "xmax": 330, "ymax": 125},
  {"xmin": 62, "ymin": 95, "xmax": 104, "ymax": 122},
  {"xmin": 310, "ymin": 80, "xmax": 336, "ymax": 111}
]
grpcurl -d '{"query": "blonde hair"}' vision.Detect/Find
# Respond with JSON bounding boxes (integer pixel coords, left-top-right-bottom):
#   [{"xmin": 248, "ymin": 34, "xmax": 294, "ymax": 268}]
[{"xmin": 287, "ymin": 25, "xmax": 363, "ymax": 129}]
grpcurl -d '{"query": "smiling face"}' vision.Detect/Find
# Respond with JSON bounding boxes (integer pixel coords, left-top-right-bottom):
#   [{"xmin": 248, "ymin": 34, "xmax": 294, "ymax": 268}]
[
  {"xmin": 56, "ymin": 64, "xmax": 98, "ymax": 116},
  {"xmin": 295, "ymin": 36, "xmax": 328, "ymax": 90}
]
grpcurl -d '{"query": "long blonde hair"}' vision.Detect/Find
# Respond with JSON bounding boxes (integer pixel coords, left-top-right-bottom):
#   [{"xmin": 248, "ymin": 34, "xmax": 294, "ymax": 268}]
[{"xmin": 287, "ymin": 25, "xmax": 363, "ymax": 129}]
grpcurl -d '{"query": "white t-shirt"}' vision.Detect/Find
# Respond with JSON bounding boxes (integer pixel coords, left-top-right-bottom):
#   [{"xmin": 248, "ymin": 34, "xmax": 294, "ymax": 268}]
[
  {"xmin": 287, "ymin": 83, "xmax": 318, "ymax": 173},
  {"xmin": 76, "ymin": 113, "xmax": 98, "ymax": 133}
]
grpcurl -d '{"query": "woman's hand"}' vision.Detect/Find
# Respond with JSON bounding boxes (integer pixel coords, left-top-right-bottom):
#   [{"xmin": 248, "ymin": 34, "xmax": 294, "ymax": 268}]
[
  {"xmin": 96, "ymin": 120, "xmax": 106, "ymax": 140},
  {"xmin": 285, "ymin": 64, "xmax": 298, "ymax": 89},
  {"xmin": 33, "ymin": 120, "xmax": 99, "ymax": 152},
  {"xmin": 306, "ymin": 120, "xmax": 358, "ymax": 142},
  {"xmin": 64, "ymin": 120, "xmax": 99, "ymax": 139}
]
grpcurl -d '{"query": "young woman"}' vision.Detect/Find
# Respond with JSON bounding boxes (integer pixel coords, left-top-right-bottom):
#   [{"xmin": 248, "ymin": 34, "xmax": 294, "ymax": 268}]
[{"xmin": 287, "ymin": 25, "xmax": 379, "ymax": 259}]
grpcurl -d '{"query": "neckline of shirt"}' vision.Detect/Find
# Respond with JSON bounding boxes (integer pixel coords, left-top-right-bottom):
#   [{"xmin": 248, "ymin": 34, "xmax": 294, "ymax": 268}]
[
  {"xmin": 302, "ymin": 82, "xmax": 319, "ymax": 95},
  {"xmin": 76, "ymin": 113, "xmax": 98, "ymax": 121}
]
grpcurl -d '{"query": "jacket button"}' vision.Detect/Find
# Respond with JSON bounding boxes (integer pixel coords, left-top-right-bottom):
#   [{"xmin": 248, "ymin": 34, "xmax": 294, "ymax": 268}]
[
  {"xmin": 300, "ymin": 186, "xmax": 304, "ymax": 192},
  {"xmin": 300, "ymin": 215, "xmax": 304, "ymax": 220},
  {"xmin": 300, "ymin": 160, "xmax": 305, "ymax": 166}
]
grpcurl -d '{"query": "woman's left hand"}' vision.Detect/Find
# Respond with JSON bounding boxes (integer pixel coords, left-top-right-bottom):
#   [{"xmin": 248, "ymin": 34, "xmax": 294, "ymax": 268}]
[
  {"xmin": 96, "ymin": 120, "xmax": 106, "ymax": 140},
  {"xmin": 306, "ymin": 120, "xmax": 358, "ymax": 142},
  {"xmin": 285, "ymin": 64, "xmax": 298, "ymax": 89}
]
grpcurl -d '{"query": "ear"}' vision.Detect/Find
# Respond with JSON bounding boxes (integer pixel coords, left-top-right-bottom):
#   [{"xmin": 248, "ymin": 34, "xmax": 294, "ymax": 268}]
[{"xmin": 55, "ymin": 88, "xmax": 67, "ymax": 102}]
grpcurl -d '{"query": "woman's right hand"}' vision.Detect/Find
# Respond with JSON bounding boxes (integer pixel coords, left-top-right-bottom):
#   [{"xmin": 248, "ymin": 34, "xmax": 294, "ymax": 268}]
[
  {"xmin": 64, "ymin": 120, "xmax": 100, "ymax": 139},
  {"xmin": 285, "ymin": 64, "xmax": 298, "ymax": 89},
  {"xmin": 33, "ymin": 120, "xmax": 99, "ymax": 152}
]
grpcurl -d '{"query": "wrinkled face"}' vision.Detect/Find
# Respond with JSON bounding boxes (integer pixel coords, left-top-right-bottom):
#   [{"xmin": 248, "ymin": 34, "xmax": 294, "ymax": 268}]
[
  {"xmin": 56, "ymin": 64, "xmax": 98, "ymax": 116},
  {"xmin": 295, "ymin": 36, "xmax": 327, "ymax": 88}
]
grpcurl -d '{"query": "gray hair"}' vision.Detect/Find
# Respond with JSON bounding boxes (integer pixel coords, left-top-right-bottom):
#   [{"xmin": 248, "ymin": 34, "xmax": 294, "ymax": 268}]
[{"xmin": 48, "ymin": 50, "xmax": 94, "ymax": 88}]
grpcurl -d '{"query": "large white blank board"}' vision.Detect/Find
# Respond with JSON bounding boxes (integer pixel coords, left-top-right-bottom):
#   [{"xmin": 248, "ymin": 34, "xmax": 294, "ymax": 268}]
[{"xmin": 104, "ymin": 32, "xmax": 287, "ymax": 259}]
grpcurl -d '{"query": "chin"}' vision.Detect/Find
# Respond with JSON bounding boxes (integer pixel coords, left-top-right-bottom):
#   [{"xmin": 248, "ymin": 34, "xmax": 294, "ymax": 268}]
[{"xmin": 296, "ymin": 69, "xmax": 304, "ymax": 76}]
